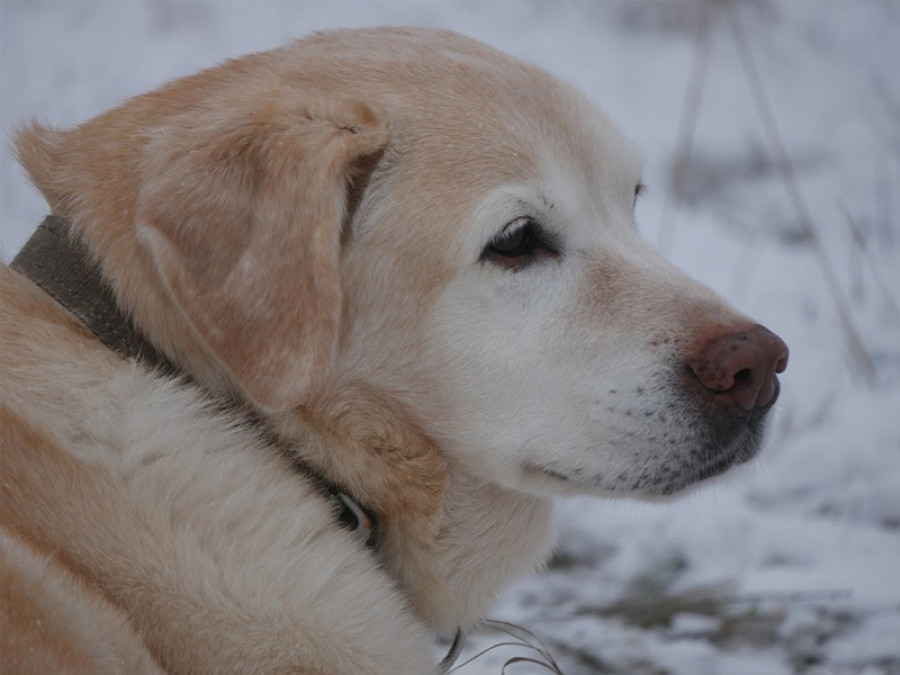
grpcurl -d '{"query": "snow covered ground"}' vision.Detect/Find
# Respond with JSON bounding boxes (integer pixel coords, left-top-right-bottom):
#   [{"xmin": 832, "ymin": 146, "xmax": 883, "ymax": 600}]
[{"xmin": 2, "ymin": 2, "xmax": 898, "ymax": 673}]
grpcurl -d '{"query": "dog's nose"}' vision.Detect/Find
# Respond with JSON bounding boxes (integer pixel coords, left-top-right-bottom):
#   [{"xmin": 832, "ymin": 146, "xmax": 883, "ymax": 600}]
[{"xmin": 686, "ymin": 324, "xmax": 789, "ymax": 414}]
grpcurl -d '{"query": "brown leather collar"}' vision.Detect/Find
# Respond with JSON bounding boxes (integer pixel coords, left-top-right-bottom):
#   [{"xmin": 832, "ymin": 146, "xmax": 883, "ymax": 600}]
[
  {"xmin": 11, "ymin": 215, "xmax": 379, "ymax": 550},
  {"xmin": 12, "ymin": 215, "xmax": 175, "ymax": 374}
]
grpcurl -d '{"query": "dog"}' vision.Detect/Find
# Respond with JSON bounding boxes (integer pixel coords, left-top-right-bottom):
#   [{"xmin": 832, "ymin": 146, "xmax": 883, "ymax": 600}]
[{"xmin": 0, "ymin": 27, "xmax": 788, "ymax": 674}]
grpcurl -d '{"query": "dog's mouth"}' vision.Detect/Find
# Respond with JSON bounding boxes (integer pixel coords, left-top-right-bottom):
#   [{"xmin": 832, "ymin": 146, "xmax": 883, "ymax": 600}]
[
  {"xmin": 652, "ymin": 414, "xmax": 768, "ymax": 495},
  {"xmin": 525, "ymin": 389, "xmax": 776, "ymax": 497}
]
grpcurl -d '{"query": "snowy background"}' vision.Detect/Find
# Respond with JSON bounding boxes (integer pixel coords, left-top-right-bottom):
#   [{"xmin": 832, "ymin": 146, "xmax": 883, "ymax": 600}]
[{"xmin": 2, "ymin": 1, "xmax": 898, "ymax": 673}]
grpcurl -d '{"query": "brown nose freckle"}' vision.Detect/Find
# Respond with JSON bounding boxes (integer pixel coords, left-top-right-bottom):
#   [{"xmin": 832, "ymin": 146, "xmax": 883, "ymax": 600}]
[{"xmin": 686, "ymin": 324, "xmax": 789, "ymax": 414}]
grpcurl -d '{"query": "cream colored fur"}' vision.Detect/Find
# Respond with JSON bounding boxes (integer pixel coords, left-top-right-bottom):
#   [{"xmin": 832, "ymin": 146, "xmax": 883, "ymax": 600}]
[
  {"xmin": 0, "ymin": 528, "xmax": 165, "ymax": 675},
  {"xmin": 2, "ymin": 27, "xmax": 772, "ymax": 674}
]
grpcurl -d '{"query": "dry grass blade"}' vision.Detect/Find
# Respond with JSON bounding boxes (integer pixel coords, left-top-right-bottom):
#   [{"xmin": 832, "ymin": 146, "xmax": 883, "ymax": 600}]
[
  {"xmin": 871, "ymin": 69, "xmax": 900, "ymax": 143},
  {"xmin": 726, "ymin": 0, "xmax": 878, "ymax": 387},
  {"xmin": 449, "ymin": 641, "xmax": 545, "ymax": 673},
  {"xmin": 657, "ymin": 0, "xmax": 714, "ymax": 257},
  {"xmin": 838, "ymin": 200, "xmax": 900, "ymax": 325},
  {"xmin": 500, "ymin": 656, "xmax": 562, "ymax": 674},
  {"xmin": 724, "ymin": 588, "xmax": 852, "ymax": 606},
  {"xmin": 485, "ymin": 620, "xmax": 562, "ymax": 671},
  {"xmin": 450, "ymin": 620, "xmax": 564, "ymax": 674}
]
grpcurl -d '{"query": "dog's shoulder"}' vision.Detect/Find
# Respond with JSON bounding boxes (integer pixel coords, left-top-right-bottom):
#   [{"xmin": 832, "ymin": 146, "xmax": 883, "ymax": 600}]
[{"xmin": 1, "ymin": 265, "xmax": 438, "ymax": 674}]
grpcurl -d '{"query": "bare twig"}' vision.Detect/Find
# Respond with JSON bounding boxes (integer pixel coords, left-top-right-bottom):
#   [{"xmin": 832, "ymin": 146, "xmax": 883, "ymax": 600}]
[
  {"xmin": 838, "ymin": 200, "xmax": 900, "ymax": 325},
  {"xmin": 657, "ymin": 0, "xmax": 714, "ymax": 257},
  {"xmin": 871, "ymin": 70, "xmax": 900, "ymax": 123},
  {"xmin": 726, "ymin": 1, "xmax": 878, "ymax": 387},
  {"xmin": 870, "ymin": 71, "xmax": 898, "ymax": 243}
]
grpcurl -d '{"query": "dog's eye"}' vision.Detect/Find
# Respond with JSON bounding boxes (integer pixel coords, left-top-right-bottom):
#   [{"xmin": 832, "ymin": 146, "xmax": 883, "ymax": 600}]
[
  {"xmin": 633, "ymin": 182, "xmax": 646, "ymax": 209},
  {"xmin": 481, "ymin": 217, "xmax": 558, "ymax": 270}
]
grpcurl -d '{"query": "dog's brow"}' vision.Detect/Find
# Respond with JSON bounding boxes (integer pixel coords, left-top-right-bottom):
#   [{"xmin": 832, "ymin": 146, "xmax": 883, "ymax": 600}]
[{"xmin": 506, "ymin": 192, "xmax": 554, "ymax": 217}]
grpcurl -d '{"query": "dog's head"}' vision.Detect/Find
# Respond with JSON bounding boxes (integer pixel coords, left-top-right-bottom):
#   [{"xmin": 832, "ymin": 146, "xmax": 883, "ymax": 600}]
[{"xmin": 17, "ymin": 27, "xmax": 786, "ymax": 498}]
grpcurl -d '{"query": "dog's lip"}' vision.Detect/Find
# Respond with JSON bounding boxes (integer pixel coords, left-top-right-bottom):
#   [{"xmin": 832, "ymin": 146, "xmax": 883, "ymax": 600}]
[
  {"xmin": 527, "ymin": 465, "xmax": 572, "ymax": 483},
  {"xmin": 524, "ymin": 412, "xmax": 770, "ymax": 496},
  {"xmin": 522, "ymin": 378, "xmax": 780, "ymax": 496},
  {"xmin": 654, "ymin": 416, "xmax": 769, "ymax": 495},
  {"xmin": 751, "ymin": 376, "xmax": 781, "ymax": 418},
  {"xmin": 521, "ymin": 463, "xmax": 590, "ymax": 493}
]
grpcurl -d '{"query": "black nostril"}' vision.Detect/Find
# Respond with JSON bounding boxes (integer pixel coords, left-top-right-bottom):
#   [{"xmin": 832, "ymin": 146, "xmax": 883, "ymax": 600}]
[{"xmin": 734, "ymin": 368, "xmax": 752, "ymax": 384}]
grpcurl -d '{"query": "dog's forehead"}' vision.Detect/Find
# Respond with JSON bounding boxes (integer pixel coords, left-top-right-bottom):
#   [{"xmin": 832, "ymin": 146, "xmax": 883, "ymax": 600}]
[
  {"xmin": 287, "ymin": 28, "xmax": 637, "ymax": 175},
  {"xmin": 288, "ymin": 28, "xmax": 642, "ymax": 279}
]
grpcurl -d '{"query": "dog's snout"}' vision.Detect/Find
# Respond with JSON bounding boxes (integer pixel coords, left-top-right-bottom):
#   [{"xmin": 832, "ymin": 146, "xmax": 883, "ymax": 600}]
[{"xmin": 686, "ymin": 324, "xmax": 789, "ymax": 414}]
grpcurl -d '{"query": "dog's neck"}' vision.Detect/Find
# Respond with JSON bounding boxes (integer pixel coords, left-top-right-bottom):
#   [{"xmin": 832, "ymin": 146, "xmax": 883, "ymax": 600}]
[
  {"xmin": 10, "ymin": 216, "xmax": 383, "ymax": 549},
  {"xmin": 270, "ymin": 402, "xmax": 555, "ymax": 632},
  {"xmin": 14, "ymin": 216, "xmax": 555, "ymax": 633}
]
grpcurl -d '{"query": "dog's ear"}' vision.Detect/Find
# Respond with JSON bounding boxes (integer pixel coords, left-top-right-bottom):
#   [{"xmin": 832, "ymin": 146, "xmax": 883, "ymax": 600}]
[{"xmin": 135, "ymin": 98, "xmax": 387, "ymax": 411}]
